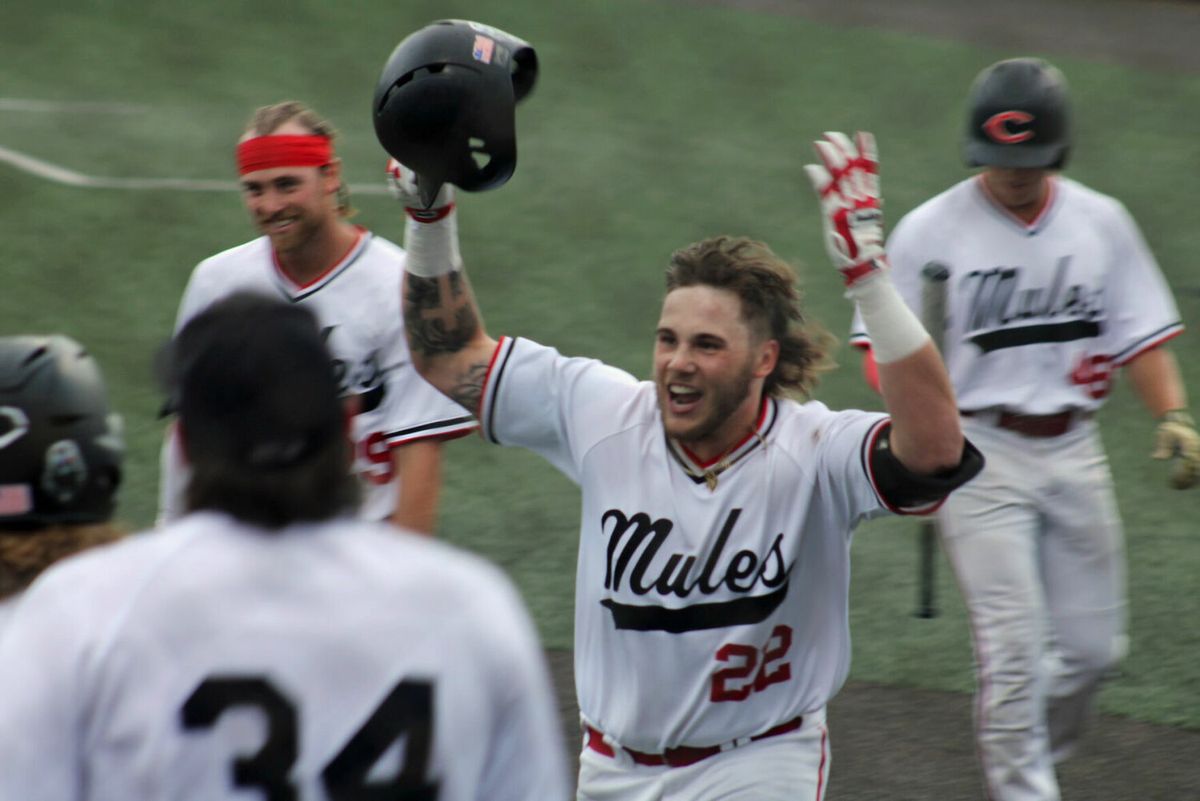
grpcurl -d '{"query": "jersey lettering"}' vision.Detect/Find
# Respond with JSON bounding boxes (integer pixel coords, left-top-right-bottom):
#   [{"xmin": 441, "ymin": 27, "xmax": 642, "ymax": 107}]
[
  {"xmin": 359, "ymin": 431, "xmax": 395, "ymax": 486},
  {"xmin": 710, "ymin": 625, "xmax": 794, "ymax": 702},
  {"xmin": 962, "ymin": 260, "xmax": 1105, "ymax": 352},
  {"xmin": 181, "ymin": 675, "xmax": 439, "ymax": 800},
  {"xmin": 1070, "ymin": 354, "xmax": 1115, "ymax": 399},
  {"xmin": 599, "ymin": 508, "xmax": 792, "ymax": 632}
]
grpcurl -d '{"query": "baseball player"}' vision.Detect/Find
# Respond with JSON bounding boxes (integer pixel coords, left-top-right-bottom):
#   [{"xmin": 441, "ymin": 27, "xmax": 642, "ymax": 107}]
[
  {"xmin": 158, "ymin": 100, "xmax": 476, "ymax": 532},
  {"xmin": 0, "ymin": 335, "xmax": 124, "ymax": 633},
  {"xmin": 0, "ymin": 292, "xmax": 570, "ymax": 801},
  {"xmin": 390, "ymin": 126, "xmax": 983, "ymax": 799},
  {"xmin": 849, "ymin": 58, "xmax": 1200, "ymax": 801}
]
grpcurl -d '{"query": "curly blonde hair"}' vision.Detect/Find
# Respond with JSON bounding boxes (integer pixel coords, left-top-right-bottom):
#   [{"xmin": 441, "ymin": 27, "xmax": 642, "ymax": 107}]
[
  {"xmin": 0, "ymin": 523, "xmax": 125, "ymax": 599},
  {"xmin": 665, "ymin": 236, "xmax": 836, "ymax": 398}
]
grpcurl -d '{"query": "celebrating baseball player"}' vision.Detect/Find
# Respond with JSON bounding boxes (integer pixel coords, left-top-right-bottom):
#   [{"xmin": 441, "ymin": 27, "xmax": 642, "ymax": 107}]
[
  {"xmin": 376, "ymin": 26, "xmax": 982, "ymax": 793},
  {"xmin": 849, "ymin": 58, "xmax": 1200, "ymax": 801},
  {"xmin": 0, "ymin": 292, "xmax": 570, "ymax": 801},
  {"xmin": 0, "ymin": 335, "xmax": 124, "ymax": 633},
  {"xmin": 157, "ymin": 100, "xmax": 476, "ymax": 533}
]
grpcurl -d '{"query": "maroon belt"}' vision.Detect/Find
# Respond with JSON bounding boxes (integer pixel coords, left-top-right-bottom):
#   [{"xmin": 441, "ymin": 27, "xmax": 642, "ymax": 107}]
[
  {"xmin": 961, "ymin": 409, "xmax": 1092, "ymax": 439},
  {"xmin": 584, "ymin": 715, "xmax": 804, "ymax": 768}
]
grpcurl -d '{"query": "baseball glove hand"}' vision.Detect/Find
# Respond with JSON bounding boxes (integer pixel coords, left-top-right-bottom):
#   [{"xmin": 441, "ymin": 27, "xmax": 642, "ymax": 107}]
[
  {"xmin": 804, "ymin": 131, "xmax": 887, "ymax": 287},
  {"xmin": 1152, "ymin": 409, "xmax": 1200, "ymax": 489},
  {"xmin": 385, "ymin": 157, "xmax": 456, "ymax": 218}
]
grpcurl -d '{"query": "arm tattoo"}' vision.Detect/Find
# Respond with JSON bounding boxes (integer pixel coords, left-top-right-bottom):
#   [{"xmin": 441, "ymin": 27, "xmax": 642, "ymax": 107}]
[
  {"xmin": 404, "ymin": 272, "xmax": 480, "ymax": 356},
  {"xmin": 449, "ymin": 361, "xmax": 491, "ymax": 414}
]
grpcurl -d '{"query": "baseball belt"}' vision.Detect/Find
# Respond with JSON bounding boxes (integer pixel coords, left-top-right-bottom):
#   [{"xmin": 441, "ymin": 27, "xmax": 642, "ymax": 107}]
[
  {"xmin": 584, "ymin": 715, "xmax": 804, "ymax": 769},
  {"xmin": 960, "ymin": 408, "xmax": 1093, "ymax": 438}
]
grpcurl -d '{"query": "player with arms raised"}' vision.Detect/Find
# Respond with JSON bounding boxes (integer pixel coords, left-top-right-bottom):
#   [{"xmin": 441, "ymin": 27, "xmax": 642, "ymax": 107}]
[
  {"xmin": 379, "ymin": 29, "xmax": 984, "ymax": 790},
  {"xmin": 0, "ymin": 293, "xmax": 569, "ymax": 800}
]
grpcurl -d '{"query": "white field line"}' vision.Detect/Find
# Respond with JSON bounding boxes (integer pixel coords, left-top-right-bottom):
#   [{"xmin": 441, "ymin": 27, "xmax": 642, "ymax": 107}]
[
  {"xmin": 0, "ymin": 98, "xmax": 150, "ymax": 114},
  {"xmin": 0, "ymin": 143, "xmax": 390, "ymax": 194}
]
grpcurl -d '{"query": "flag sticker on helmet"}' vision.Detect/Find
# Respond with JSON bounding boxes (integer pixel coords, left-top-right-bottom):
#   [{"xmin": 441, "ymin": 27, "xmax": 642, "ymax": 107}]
[
  {"xmin": 0, "ymin": 485, "xmax": 32, "ymax": 516},
  {"xmin": 473, "ymin": 35, "xmax": 494, "ymax": 64}
]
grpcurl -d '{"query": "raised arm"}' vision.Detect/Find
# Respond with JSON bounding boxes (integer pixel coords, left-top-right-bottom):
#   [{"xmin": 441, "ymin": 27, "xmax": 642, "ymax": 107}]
[
  {"xmin": 805, "ymin": 132, "xmax": 963, "ymax": 474},
  {"xmin": 387, "ymin": 160, "xmax": 498, "ymax": 415}
]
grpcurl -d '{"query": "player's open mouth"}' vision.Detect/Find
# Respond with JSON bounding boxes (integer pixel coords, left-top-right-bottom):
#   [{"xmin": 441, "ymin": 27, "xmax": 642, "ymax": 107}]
[
  {"xmin": 667, "ymin": 384, "xmax": 702, "ymax": 414},
  {"xmin": 265, "ymin": 217, "xmax": 297, "ymax": 233}
]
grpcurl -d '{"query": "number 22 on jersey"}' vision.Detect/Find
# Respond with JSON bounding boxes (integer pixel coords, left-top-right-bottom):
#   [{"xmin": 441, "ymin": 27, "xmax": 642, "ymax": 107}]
[{"xmin": 711, "ymin": 624, "xmax": 794, "ymax": 702}]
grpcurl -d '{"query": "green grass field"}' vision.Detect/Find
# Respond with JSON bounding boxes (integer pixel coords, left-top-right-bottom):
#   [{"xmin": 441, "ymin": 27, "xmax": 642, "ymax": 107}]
[{"xmin": 3, "ymin": 0, "xmax": 1198, "ymax": 728}]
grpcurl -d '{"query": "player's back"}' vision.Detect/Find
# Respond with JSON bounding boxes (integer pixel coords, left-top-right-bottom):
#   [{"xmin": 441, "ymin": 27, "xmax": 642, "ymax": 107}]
[{"xmin": 0, "ymin": 511, "xmax": 568, "ymax": 801}]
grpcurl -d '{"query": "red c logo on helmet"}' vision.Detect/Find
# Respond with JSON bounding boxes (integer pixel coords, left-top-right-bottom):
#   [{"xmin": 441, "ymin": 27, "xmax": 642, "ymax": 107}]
[{"xmin": 983, "ymin": 111, "xmax": 1035, "ymax": 144}]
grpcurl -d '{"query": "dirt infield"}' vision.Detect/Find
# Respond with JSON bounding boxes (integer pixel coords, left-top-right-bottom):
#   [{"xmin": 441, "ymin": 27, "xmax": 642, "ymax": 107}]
[
  {"xmin": 546, "ymin": 2, "xmax": 1200, "ymax": 796},
  {"xmin": 546, "ymin": 651, "xmax": 1200, "ymax": 799}
]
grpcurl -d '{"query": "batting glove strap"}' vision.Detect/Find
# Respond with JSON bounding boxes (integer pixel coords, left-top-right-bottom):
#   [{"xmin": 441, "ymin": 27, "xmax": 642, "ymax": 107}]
[
  {"xmin": 405, "ymin": 203, "xmax": 456, "ymax": 224},
  {"xmin": 1152, "ymin": 409, "xmax": 1200, "ymax": 490}
]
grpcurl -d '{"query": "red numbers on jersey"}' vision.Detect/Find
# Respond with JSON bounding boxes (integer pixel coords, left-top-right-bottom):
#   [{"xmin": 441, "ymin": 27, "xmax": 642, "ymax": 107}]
[
  {"xmin": 358, "ymin": 431, "xmax": 395, "ymax": 485},
  {"xmin": 1070, "ymin": 354, "xmax": 1115, "ymax": 400},
  {"xmin": 710, "ymin": 624, "xmax": 793, "ymax": 702}
]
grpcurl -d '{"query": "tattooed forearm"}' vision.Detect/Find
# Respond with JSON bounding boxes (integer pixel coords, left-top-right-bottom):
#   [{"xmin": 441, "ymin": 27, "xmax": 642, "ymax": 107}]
[
  {"xmin": 404, "ymin": 272, "xmax": 480, "ymax": 356},
  {"xmin": 449, "ymin": 361, "xmax": 490, "ymax": 413}
]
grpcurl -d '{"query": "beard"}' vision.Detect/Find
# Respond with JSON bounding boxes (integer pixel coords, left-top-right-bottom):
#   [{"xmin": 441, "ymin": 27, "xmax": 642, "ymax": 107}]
[{"xmin": 661, "ymin": 359, "xmax": 757, "ymax": 448}]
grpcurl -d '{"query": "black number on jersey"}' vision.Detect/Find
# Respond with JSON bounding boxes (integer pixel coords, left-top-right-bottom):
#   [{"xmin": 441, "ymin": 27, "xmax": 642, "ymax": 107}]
[{"xmin": 181, "ymin": 675, "xmax": 439, "ymax": 800}]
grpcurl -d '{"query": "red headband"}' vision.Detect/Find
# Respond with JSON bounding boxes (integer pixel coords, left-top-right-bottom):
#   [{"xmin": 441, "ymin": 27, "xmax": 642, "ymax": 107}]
[{"xmin": 236, "ymin": 135, "xmax": 333, "ymax": 175}]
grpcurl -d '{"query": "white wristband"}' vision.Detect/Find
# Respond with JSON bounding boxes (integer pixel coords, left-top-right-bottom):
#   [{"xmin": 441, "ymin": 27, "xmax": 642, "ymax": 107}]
[
  {"xmin": 403, "ymin": 210, "xmax": 463, "ymax": 278},
  {"xmin": 846, "ymin": 272, "xmax": 930, "ymax": 364}
]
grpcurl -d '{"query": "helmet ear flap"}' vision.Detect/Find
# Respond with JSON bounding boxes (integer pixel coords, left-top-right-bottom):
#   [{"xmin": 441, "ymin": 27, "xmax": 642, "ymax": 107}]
[{"xmin": 372, "ymin": 20, "xmax": 538, "ymax": 202}]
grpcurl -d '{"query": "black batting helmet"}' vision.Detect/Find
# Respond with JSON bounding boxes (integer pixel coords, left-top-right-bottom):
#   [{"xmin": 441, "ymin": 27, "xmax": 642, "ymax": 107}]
[
  {"xmin": 0, "ymin": 336, "xmax": 123, "ymax": 530},
  {"xmin": 964, "ymin": 58, "xmax": 1071, "ymax": 170},
  {"xmin": 372, "ymin": 19, "xmax": 538, "ymax": 207}
]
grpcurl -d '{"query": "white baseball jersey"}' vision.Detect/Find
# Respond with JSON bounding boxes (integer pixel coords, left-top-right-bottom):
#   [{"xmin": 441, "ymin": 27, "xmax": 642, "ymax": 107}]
[
  {"xmin": 480, "ymin": 336, "xmax": 909, "ymax": 753},
  {"xmin": 159, "ymin": 229, "xmax": 477, "ymax": 522},
  {"xmin": 850, "ymin": 175, "xmax": 1182, "ymax": 410},
  {"xmin": 0, "ymin": 512, "xmax": 569, "ymax": 801}
]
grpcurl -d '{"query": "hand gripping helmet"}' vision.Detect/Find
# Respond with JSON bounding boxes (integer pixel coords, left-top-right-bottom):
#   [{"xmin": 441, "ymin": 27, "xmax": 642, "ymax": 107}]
[
  {"xmin": 373, "ymin": 19, "xmax": 538, "ymax": 207},
  {"xmin": 963, "ymin": 57, "xmax": 1071, "ymax": 170},
  {"xmin": 0, "ymin": 336, "xmax": 123, "ymax": 529}
]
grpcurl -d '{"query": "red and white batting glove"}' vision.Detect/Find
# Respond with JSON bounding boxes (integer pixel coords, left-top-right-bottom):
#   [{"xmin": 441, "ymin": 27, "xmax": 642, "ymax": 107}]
[
  {"xmin": 385, "ymin": 158, "xmax": 462, "ymax": 278},
  {"xmin": 804, "ymin": 131, "xmax": 887, "ymax": 286}
]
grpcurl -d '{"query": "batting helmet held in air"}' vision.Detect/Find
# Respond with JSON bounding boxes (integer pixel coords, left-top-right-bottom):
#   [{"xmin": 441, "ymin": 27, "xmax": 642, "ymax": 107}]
[
  {"xmin": 0, "ymin": 336, "xmax": 123, "ymax": 529},
  {"xmin": 964, "ymin": 58, "xmax": 1071, "ymax": 170},
  {"xmin": 373, "ymin": 19, "xmax": 538, "ymax": 208}
]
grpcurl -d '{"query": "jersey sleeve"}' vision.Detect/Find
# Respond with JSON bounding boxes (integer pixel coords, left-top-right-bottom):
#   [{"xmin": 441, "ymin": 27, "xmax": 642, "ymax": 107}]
[
  {"xmin": 377, "ymin": 336, "xmax": 478, "ymax": 447},
  {"xmin": 1100, "ymin": 200, "xmax": 1184, "ymax": 364},
  {"xmin": 472, "ymin": 571, "xmax": 572, "ymax": 801},
  {"xmin": 157, "ymin": 262, "xmax": 217, "ymax": 524},
  {"xmin": 812, "ymin": 409, "xmax": 895, "ymax": 527},
  {"xmin": 156, "ymin": 422, "xmax": 190, "ymax": 525},
  {"xmin": 479, "ymin": 337, "xmax": 642, "ymax": 483},
  {"xmin": 0, "ymin": 575, "xmax": 89, "ymax": 800}
]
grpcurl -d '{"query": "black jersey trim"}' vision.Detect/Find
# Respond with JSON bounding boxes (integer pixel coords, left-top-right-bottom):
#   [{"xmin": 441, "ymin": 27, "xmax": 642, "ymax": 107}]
[
  {"xmin": 483, "ymin": 337, "xmax": 517, "ymax": 444},
  {"xmin": 1113, "ymin": 323, "xmax": 1184, "ymax": 365},
  {"xmin": 283, "ymin": 232, "xmax": 371, "ymax": 302},
  {"xmin": 667, "ymin": 398, "xmax": 778, "ymax": 486},
  {"xmin": 600, "ymin": 582, "xmax": 788, "ymax": 632},
  {"xmin": 384, "ymin": 415, "xmax": 478, "ymax": 441}
]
